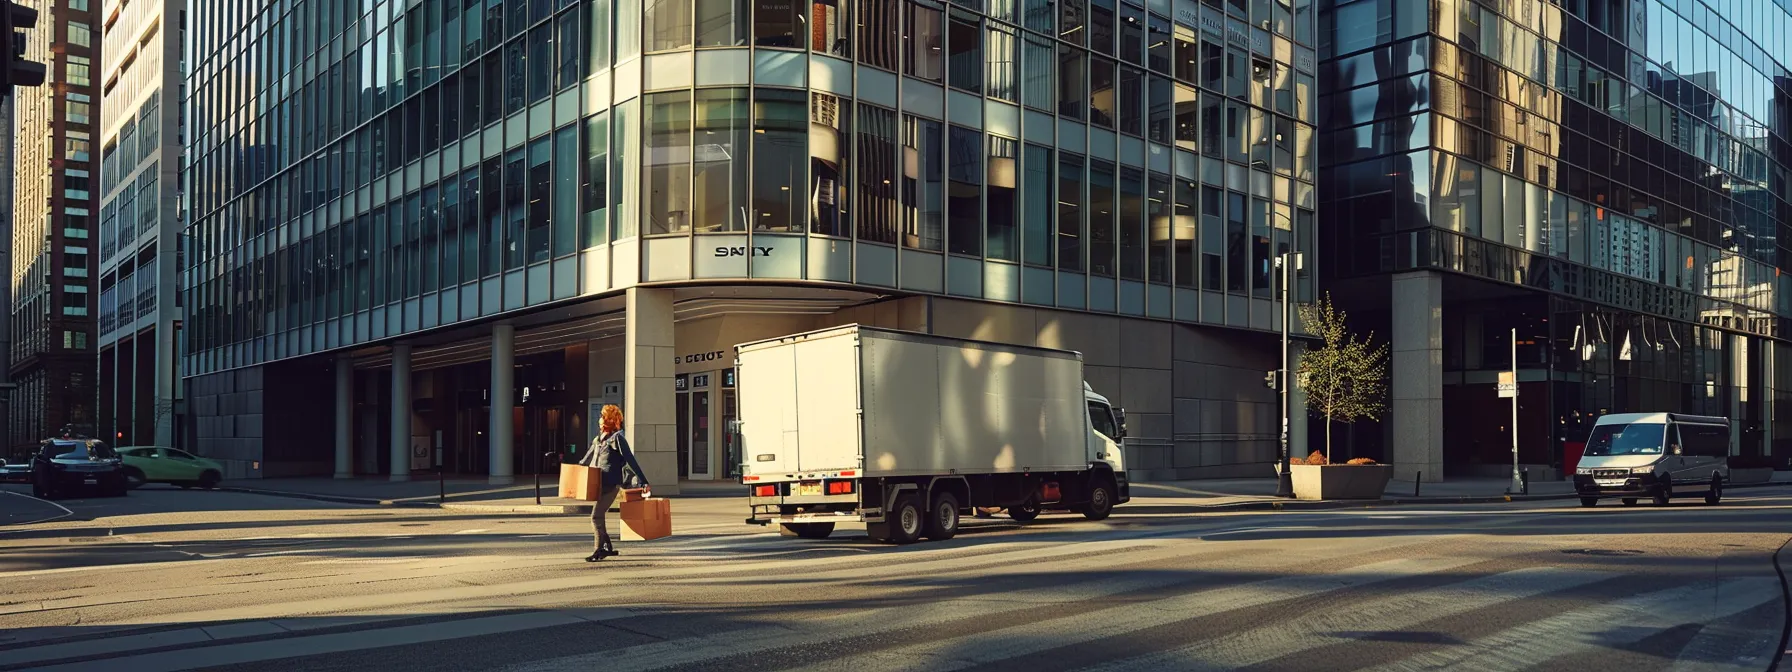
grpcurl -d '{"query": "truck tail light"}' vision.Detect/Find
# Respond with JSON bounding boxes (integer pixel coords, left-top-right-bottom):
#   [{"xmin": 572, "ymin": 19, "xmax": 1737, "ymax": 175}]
[
  {"xmin": 827, "ymin": 480, "xmax": 855, "ymax": 495},
  {"xmin": 753, "ymin": 485, "xmax": 777, "ymax": 497}
]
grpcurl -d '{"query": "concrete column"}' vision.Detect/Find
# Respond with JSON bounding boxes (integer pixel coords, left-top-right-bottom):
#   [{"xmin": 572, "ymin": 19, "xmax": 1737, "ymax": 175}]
[
  {"xmin": 390, "ymin": 344, "xmax": 412, "ymax": 482},
  {"xmin": 1391, "ymin": 271, "xmax": 1444, "ymax": 483},
  {"xmin": 625, "ymin": 288, "xmax": 679, "ymax": 495},
  {"xmin": 489, "ymin": 324, "xmax": 516, "ymax": 485},
  {"xmin": 335, "ymin": 354, "xmax": 354, "ymax": 478}
]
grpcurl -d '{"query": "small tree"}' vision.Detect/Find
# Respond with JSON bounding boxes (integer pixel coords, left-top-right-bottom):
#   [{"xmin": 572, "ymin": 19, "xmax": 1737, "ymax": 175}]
[{"xmin": 1296, "ymin": 293, "xmax": 1389, "ymax": 462}]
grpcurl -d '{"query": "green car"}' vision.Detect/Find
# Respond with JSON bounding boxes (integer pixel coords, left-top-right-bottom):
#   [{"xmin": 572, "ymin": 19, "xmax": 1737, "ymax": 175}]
[{"xmin": 118, "ymin": 447, "xmax": 224, "ymax": 490}]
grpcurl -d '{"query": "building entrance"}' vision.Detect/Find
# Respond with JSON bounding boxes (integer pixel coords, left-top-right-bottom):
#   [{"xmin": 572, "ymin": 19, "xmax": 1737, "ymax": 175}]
[{"xmin": 676, "ymin": 372, "xmax": 715, "ymax": 480}]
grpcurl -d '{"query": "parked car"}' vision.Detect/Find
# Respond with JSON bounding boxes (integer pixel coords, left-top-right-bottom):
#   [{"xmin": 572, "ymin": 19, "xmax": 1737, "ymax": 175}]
[
  {"xmin": 118, "ymin": 447, "xmax": 224, "ymax": 490},
  {"xmin": 0, "ymin": 458, "xmax": 30, "ymax": 483},
  {"xmin": 32, "ymin": 439, "xmax": 128, "ymax": 499}
]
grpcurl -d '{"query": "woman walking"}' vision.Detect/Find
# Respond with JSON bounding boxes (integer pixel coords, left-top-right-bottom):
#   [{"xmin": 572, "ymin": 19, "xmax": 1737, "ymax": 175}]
[{"xmin": 580, "ymin": 404, "xmax": 650, "ymax": 562}]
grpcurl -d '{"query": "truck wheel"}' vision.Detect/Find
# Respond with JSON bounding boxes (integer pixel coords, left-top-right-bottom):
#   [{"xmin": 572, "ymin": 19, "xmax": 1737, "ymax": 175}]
[
  {"xmin": 1007, "ymin": 503, "xmax": 1040, "ymax": 522},
  {"xmin": 780, "ymin": 523, "xmax": 835, "ymax": 539},
  {"xmin": 886, "ymin": 493, "xmax": 924, "ymax": 544},
  {"xmin": 1704, "ymin": 476, "xmax": 1722, "ymax": 505},
  {"xmin": 1080, "ymin": 479, "xmax": 1116, "ymax": 521},
  {"xmin": 925, "ymin": 492, "xmax": 960, "ymax": 541},
  {"xmin": 1579, "ymin": 497, "xmax": 1598, "ymax": 507},
  {"xmin": 1620, "ymin": 498, "xmax": 1637, "ymax": 506},
  {"xmin": 1652, "ymin": 477, "xmax": 1672, "ymax": 506}
]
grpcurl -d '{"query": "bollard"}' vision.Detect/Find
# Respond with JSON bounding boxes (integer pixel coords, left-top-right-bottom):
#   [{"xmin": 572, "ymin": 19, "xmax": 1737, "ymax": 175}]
[
  {"xmin": 1415, "ymin": 472, "xmax": 1421, "ymax": 497},
  {"xmin": 438, "ymin": 466, "xmax": 446, "ymax": 504},
  {"xmin": 1521, "ymin": 468, "xmax": 1530, "ymax": 495}
]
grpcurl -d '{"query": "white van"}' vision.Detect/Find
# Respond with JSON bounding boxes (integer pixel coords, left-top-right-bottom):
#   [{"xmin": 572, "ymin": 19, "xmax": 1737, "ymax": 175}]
[{"xmin": 1572, "ymin": 413, "xmax": 1730, "ymax": 507}]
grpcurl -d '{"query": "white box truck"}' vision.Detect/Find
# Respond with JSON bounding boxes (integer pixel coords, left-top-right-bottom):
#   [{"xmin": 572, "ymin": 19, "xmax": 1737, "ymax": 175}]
[{"xmin": 734, "ymin": 325, "xmax": 1130, "ymax": 544}]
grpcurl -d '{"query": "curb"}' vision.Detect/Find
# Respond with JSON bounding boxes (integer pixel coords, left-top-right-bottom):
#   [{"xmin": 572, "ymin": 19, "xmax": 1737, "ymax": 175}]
[{"xmin": 222, "ymin": 480, "xmax": 1792, "ymax": 516}]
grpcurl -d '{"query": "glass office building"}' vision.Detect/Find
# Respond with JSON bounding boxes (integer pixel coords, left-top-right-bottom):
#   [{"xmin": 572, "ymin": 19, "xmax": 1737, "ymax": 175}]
[
  {"xmin": 182, "ymin": 0, "xmax": 1320, "ymax": 484},
  {"xmin": 98, "ymin": 0, "xmax": 185, "ymax": 451},
  {"xmin": 1317, "ymin": 0, "xmax": 1792, "ymax": 477}
]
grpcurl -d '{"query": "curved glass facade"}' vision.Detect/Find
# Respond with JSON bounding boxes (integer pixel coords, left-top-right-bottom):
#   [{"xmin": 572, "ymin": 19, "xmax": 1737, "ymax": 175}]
[{"xmin": 184, "ymin": 0, "xmax": 1320, "ymax": 376}]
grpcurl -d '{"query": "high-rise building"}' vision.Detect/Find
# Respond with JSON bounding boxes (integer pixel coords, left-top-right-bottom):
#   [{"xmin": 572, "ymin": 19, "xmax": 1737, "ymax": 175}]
[
  {"xmin": 96, "ymin": 0, "xmax": 184, "ymax": 448},
  {"xmin": 8, "ymin": 0, "xmax": 100, "ymax": 453},
  {"xmin": 1317, "ymin": 0, "xmax": 1792, "ymax": 476},
  {"xmin": 181, "ymin": 0, "xmax": 1321, "ymax": 484}
]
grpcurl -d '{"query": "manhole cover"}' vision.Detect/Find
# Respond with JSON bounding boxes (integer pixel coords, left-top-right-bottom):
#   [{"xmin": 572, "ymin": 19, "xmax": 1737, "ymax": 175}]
[{"xmin": 1561, "ymin": 549, "xmax": 1645, "ymax": 556}]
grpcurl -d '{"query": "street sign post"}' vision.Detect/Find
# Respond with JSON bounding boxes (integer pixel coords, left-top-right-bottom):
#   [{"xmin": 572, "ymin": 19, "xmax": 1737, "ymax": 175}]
[{"xmin": 1505, "ymin": 330, "xmax": 1522, "ymax": 494}]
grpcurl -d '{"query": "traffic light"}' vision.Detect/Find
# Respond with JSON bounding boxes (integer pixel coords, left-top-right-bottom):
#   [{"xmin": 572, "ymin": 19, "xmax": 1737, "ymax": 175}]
[
  {"xmin": 1, "ymin": 1, "xmax": 46, "ymax": 90},
  {"xmin": 1264, "ymin": 369, "xmax": 1281, "ymax": 390}
]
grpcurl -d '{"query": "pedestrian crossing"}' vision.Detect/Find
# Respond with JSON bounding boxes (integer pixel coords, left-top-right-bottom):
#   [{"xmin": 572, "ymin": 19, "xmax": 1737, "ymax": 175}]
[{"xmin": 1, "ymin": 514, "xmax": 1785, "ymax": 672}]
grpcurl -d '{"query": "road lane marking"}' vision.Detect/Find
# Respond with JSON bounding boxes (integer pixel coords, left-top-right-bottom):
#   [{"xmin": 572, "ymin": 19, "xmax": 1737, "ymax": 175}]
[
  {"xmin": 1359, "ymin": 576, "xmax": 1784, "ymax": 672},
  {"xmin": 0, "ymin": 491, "xmax": 74, "ymax": 527},
  {"xmin": 0, "ymin": 558, "xmax": 227, "ymax": 581},
  {"xmin": 1077, "ymin": 567, "xmax": 1614, "ymax": 672},
  {"xmin": 452, "ymin": 529, "xmax": 490, "ymax": 535}
]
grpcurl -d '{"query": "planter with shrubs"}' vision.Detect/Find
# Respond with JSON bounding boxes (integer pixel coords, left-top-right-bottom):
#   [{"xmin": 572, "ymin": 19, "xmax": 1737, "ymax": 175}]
[{"xmin": 1290, "ymin": 452, "xmax": 1393, "ymax": 501}]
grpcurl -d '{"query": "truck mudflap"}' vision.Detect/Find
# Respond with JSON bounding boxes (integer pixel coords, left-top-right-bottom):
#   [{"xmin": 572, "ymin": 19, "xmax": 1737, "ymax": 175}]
[{"xmin": 1115, "ymin": 472, "xmax": 1131, "ymax": 503}]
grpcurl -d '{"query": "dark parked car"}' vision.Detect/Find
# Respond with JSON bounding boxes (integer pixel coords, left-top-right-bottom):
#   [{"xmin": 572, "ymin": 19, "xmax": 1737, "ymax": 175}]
[{"xmin": 31, "ymin": 439, "xmax": 127, "ymax": 499}]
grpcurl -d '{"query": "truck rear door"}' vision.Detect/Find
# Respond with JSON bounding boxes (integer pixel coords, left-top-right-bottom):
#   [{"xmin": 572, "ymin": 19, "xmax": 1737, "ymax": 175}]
[
  {"xmin": 738, "ymin": 344, "xmax": 801, "ymax": 477},
  {"xmin": 794, "ymin": 335, "xmax": 862, "ymax": 473}
]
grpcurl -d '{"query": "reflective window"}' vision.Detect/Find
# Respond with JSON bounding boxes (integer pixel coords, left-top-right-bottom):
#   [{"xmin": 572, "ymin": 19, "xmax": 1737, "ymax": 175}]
[
  {"xmin": 811, "ymin": 93, "xmax": 851, "ymax": 237},
  {"xmin": 482, "ymin": 159, "xmax": 502, "ymax": 276},
  {"xmin": 987, "ymin": 24, "xmax": 1017, "ymax": 102},
  {"xmin": 1021, "ymin": 35, "xmax": 1054, "ymax": 111},
  {"xmin": 504, "ymin": 40, "xmax": 525, "ymax": 114},
  {"xmin": 1148, "ymin": 173, "xmax": 1171, "ymax": 284},
  {"xmin": 1090, "ymin": 0, "xmax": 1115, "ymax": 56},
  {"xmin": 644, "ymin": 91, "xmax": 692, "ymax": 234},
  {"xmin": 948, "ymin": 14, "xmax": 983, "ymax": 94},
  {"xmin": 1147, "ymin": 75, "xmax": 1172, "ymax": 144},
  {"xmin": 461, "ymin": 170, "xmax": 481, "ymax": 277},
  {"xmin": 907, "ymin": 2, "xmax": 944, "ymax": 81},
  {"xmin": 421, "ymin": 188, "xmax": 440, "ymax": 294},
  {"xmin": 1088, "ymin": 160, "xmax": 1116, "ymax": 277},
  {"xmin": 987, "ymin": 136, "xmax": 1018, "ymax": 262},
  {"xmin": 902, "ymin": 115, "xmax": 944, "ymax": 250},
  {"xmin": 693, "ymin": 89, "xmax": 750, "ymax": 232},
  {"xmin": 442, "ymin": 182, "xmax": 462, "ymax": 287},
  {"xmin": 856, "ymin": 103, "xmax": 900, "ymax": 244},
  {"xmin": 1225, "ymin": 190, "xmax": 1245, "ymax": 292},
  {"xmin": 859, "ymin": 0, "xmax": 899, "ymax": 70},
  {"xmin": 1059, "ymin": 45, "xmax": 1085, "ymax": 119},
  {"xmin": 1090, "ymin": 57, "xmax": 1116, "ymax": 127},
  {"xmin": 1022, "ymin": 143, "xmax": 1053, "ymax": 267},
  {"xmin": 754, "ymin": 0, "xmax": 804, "ymax": 48},
  {"xmin": 1119, "ymin": 3, "xmax": 1145, "ymax": 66},
  {"xmin": 553, "ymin": 127, "xmax": 579, "ymax": 256},
  {"xmin": 1060, "ymin": 0, "xmax": 1086, "ymax": 45},
  {"xmin": 1200, "ymin": 39, "xmax": 1222, "ymax": 92},
  {"xmin": 1058, "ymin": 153, "xmax": 1085, "ymax": 271},
  {"xmin": 1147, "ymin": 14, "xmax": 1172, "ymax": 74},
  {"xmin": 695, "ymin": 0, "xmax": 746, "ymax": 47},
  {"xmin": 503, "ymin": 149, "xmax": 527, "ymax": 269},
  {"xmin": 528, "ymin": 26, "xmax": 552, "ymax": 103},
  {"xmin": 947, "ymin": 125, "xmax": 983, "ymax": 256},
  {"xmin": 1119, "ymin": 66, "xmax": 1144, "ymax": 136},
  {"xmin": 1174, "ymin": 83, "xmax": 1198, "ymax": 151},
  {"xmin": 557, "ymin": 12, "xmax": 582, "ymax": 89},
  {"xmin": 1119, "ymin": 167, "xmax": 1145, "ymax": 281},
  {"xmin": 587, "ymin": 0, "xmax": 611, "ymax": 72},
  {"xmin": 1022, "ymin": 0, "xmax": 1053, "ymax": 34},
  {"xmin": 527, "ymin": 140, "xmax": 553, "ymax": 264},
  {"xmin": 581, "ymin": 112, "xmax": 609, "ymax": 247},
  {"xmin": 752, "ymin": 90, "xmax": 807, "ymax": 232},
  {"xmin": 814, "ymin": 0, "xmax": 850, "ymax": 57}
]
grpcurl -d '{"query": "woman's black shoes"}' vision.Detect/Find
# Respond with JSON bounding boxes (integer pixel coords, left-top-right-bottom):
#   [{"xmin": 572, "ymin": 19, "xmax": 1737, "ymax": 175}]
[{"xmin": 584, "ymin": 550, "xmax": 605, "ymax": 562}]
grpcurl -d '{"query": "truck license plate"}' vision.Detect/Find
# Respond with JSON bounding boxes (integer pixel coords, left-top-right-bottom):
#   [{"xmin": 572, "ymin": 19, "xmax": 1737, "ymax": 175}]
[
  {"xmin": 797, "ymin": 481, "xmax": 822, "ymax": 496},
  {"xmin": 84, "ymin": 478, "xmax": 98, "ymax": 485},
  {"xmin": 1595, "ymin": 479, "xmax": 1625, "ymax": 487}
]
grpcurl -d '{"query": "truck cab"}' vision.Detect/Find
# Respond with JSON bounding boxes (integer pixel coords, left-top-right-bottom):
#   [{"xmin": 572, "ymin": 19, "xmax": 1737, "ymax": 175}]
[{"xmin": 1084, "ymin": 383, "xmax": 1129, "ymax": 501}]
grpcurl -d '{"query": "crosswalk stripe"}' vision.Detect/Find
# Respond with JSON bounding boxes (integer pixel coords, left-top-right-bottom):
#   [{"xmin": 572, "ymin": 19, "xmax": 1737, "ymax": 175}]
[
  {"xmin": 1359, "ymin": 576, "xmax": 1784, "ymax": 672},
  {"xmin": 20, "ymin": 609, "xmax": 633, "ymax": 672},
  {"xmin": 508, "ymin": 550, "xmax": 1473, "ymax": 672},
  {"xmin": 1076, "ymin": 567, "xmax": 1613, "ymax": 672},
  {"xmin": 776, "ymin": 555, "xmax": 1497, "ymax": 672}
]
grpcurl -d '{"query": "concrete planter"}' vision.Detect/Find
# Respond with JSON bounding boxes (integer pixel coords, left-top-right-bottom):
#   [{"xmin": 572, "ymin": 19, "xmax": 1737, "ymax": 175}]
[
  {"xmin": 1729, "ymin": 467, "xmax": 1773, "ymax": 484},
  {"xmin": 1291, "ymin": 464, "xmax": 1394, "ymax": 501}
]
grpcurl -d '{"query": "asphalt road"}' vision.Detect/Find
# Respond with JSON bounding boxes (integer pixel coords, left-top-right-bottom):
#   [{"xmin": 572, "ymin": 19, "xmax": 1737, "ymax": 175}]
[{"xmin": 1, "ymin": 483, "xmax": 1788, "ymax": 672}]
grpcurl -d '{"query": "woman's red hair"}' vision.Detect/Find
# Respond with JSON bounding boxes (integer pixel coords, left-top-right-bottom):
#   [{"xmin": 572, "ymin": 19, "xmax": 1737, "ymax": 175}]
[{"xmin": 600, "ymin": 404, "xmax": 624, "ymax": 434}]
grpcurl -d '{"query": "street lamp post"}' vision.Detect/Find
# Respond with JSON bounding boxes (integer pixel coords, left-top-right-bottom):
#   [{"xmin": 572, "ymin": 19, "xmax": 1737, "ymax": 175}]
[{"xmin": 1274, "ymin": 251, "xmax": 1302, "ymax": 499}]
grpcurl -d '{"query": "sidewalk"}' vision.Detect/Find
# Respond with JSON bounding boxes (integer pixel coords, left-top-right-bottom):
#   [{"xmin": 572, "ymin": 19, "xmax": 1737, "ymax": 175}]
[
  {"xmin": 1129, "ymin": 470, "xmax": 1792, "ymax": 512},
  {"xmin": 222, "ymin": 475, "xmax": 743, "ymax": 514},
  {"xmin": 223, "ymin": 470, "xmax": 1792, "ymax": 516}
]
